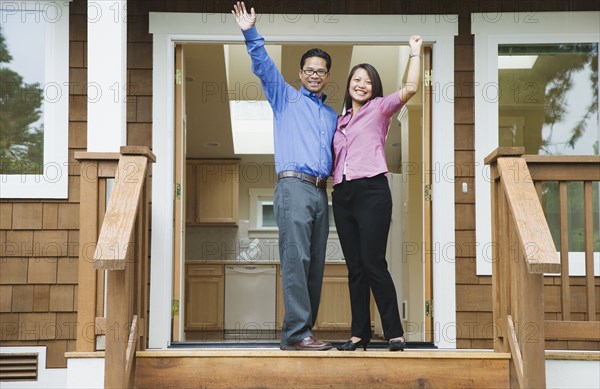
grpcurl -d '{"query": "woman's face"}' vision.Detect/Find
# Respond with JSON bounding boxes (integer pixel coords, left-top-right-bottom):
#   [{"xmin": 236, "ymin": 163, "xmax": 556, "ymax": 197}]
[{"xmin": 348, "ymin": 67, "xmax": 373, "ymax": 106}]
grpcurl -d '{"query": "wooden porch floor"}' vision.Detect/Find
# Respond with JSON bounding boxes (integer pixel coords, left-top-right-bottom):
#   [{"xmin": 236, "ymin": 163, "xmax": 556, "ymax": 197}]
[{"xmin": 135, "ymin": 349, "xmax": 511, "ymax": 388}]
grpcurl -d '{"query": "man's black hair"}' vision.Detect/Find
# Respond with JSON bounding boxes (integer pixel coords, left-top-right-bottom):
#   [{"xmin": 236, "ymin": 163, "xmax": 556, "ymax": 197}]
[{"xmin": 300, "ymin": 48, "xmax": 332, "ymax": 71}]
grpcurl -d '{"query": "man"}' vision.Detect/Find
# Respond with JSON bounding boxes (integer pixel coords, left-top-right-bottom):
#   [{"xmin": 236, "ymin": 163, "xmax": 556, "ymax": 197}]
[{"xmin": 232, "ymin": 2, "xmax": 337, "ymax": 351}]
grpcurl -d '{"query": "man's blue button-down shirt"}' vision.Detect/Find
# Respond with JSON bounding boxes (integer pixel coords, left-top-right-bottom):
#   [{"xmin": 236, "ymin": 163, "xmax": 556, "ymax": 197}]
[{"xmin": 242, "ymin": 26, "xmax": 338, "ymax": 179}]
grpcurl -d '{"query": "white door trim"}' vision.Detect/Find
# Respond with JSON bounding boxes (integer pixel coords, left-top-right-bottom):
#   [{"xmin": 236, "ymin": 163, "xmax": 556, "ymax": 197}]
[{"xmin": 148, "ymin": 12, "xmax": 458, "ymax": 349}]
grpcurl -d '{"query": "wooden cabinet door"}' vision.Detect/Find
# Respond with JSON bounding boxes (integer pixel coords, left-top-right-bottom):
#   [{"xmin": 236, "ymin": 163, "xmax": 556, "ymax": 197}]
[
  {"xmin": 314, "ymin": 265, "xmax": 352, "ymax": 330},
  {"xmin": 277, "ymin": 264, "xmax": 353, "ymax": 331},
  {"xmin": 185, "ymin": 265, "xmax": 224, "ymax": 330},
  {"xmin": 185, "ymin": 160, "xmax": 239, "ymax": 225},
  {"xmin": 196, "ymin": 161, "xmax": 239, "ymax": 224}
]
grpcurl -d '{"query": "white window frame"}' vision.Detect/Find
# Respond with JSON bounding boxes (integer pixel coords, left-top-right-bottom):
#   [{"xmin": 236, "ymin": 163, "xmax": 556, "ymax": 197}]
[
  {"xmin": 248, "ymin": 188, "xmax": 278, "ymax": 237},
  {"xmin": 256, "ymin": 199, "xmax": 275, "ymax": 229},
  {"xmin": 473, "ymin": 11, "xmax": 600, "ymax": 275},
  {"xmin": 0, "ymin": 1, "xmax": 70, "ymax": 199},
  {"xmin": 248, "ymin": 188, "xmax": 336, "ymax": 239}
]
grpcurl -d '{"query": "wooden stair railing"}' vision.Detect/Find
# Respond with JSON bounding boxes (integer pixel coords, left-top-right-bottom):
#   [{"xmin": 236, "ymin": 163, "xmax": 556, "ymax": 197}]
[
  {"xmin": 74, "ymin": 146, "xmax": 155, "ymax": 389},
  {"xmin": 486, "ymin": 147, "xmax": 561, "ymax": 389},
  {"xmin": 485, "ymin": 147, "xmax": 600, "ymax": 388},
  {"xmin": 524, "ymin": 154, "xmax": 600, "ymax": 344}
]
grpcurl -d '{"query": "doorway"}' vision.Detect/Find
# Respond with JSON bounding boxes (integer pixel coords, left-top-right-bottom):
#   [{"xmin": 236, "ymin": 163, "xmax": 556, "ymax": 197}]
[
  {"xmin": 172, "ymin": 41, "xmax": 433, "ymax": 345},
  {"xmin": 148, "ymin": 12, "xmax": 457, "ymax": 350}
]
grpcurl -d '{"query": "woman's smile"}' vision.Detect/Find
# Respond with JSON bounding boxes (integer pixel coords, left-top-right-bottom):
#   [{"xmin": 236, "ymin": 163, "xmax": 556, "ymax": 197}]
[{"xmin": 349, "ymin": 68, "xmax": 373, "ymax": 106}]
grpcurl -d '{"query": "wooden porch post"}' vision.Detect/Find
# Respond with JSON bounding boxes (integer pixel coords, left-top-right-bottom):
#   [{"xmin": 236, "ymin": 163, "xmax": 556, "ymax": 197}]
[
  {"xmin": 75, "ymin": 153, "xmax": 121, "ymax": 352},
  {"xmin": 75, "ymin": 159, "xmax": 99, "ymax": 352}
]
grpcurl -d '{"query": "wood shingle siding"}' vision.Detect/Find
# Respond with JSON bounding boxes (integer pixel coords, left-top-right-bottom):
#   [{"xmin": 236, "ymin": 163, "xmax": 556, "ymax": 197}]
[
  {"xmin": 27, "ymin": 259, "xmax": 57, "ymax": 284},
  {"xmin": 453, "ymin": 12, "xmax": 479, "ymax": 351},
  {"xmin": 12, "ymin": 205, "xmax": 43, "ymax": 230}
]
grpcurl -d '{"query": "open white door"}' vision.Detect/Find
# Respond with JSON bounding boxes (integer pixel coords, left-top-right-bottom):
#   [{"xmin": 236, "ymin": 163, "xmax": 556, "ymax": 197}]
[{"xmin": 172, "ymin": 44, "xmax": 186, "ymax": 342}]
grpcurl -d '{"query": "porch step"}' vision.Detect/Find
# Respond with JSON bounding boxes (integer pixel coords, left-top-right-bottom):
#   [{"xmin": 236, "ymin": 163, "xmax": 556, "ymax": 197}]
[{"xmin": 134, "ymin": 349, "xmax": 511, "ymax": 388}]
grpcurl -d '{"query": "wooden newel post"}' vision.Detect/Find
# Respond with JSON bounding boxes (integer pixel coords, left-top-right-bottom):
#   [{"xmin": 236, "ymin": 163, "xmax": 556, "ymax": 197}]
[
  {"xmin": 484, "ymin": 147, "xmax": 525, "ymax": 355},
  {"xmin": 484, "ymin": 147, "xmax": 560, "ymax": 389},
  {"xmin": 74, "ymin": 151, "xmax": 120, "ymax": 352},
  {"xmin": 94, "ymin": 146, "xmax": 155, "ymax": 388},
  {"xmin": 75, "ymin": 146, "xmax": 156, "ymax": 388}
]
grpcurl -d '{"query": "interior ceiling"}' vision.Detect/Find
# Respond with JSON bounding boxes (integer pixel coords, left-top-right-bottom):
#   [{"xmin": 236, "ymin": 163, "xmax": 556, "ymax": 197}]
[{"xmin": 184, "ymin": 43, "xmax": 422, "ymax": 167}]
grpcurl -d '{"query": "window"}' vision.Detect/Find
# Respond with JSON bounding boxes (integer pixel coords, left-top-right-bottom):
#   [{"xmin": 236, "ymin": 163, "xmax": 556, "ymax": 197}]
[
  {"xmin": 249, "ymin": 188, "xmax": 336, "ymax": 237},
  {"xmin": 0, "ymin": 1, "xmax": 70, "ymax": 198},
  {"xmin": 473, "ymin": 12, "xmax": 600, "ymax": 275},
  {"xmin": 258, "ymin": 200, "xmax": 277, "ymax": 228},
  {"xmin": 498, "ymin": 43, "xmax": 599, "ymax": 257}
]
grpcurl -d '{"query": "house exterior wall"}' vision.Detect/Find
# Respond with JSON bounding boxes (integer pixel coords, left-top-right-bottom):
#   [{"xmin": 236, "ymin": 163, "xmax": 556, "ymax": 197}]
[
  {"xmin": 0, "ymin": 0, "xmax": 153, "ymax": 368},
  {"xmin": 1, "ymin": 0, "xmax": 599, "ymax": 368},
  {"xmin": 0, "ymin": 3, "xmax": 83, "ymax": 368}
]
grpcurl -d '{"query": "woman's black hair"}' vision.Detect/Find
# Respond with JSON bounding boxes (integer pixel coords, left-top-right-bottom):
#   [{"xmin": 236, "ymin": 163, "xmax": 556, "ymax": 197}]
[
  {"xmin": 300, "ymin": 48, "xmax": 332, "ymax": 71},
  {"xmin": 342, "ymin": 63, "xmax": 384, "ymax": 112}
]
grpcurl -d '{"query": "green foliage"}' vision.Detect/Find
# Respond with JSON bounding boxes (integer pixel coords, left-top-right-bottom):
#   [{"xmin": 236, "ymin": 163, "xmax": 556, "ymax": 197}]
[
  {"xmin": 0, "ymin": 26, "xmax": 44, "ymax": 174},
  {"xmin": 542, "ymin": 44, "xmax": 599, "ymax": 154}
]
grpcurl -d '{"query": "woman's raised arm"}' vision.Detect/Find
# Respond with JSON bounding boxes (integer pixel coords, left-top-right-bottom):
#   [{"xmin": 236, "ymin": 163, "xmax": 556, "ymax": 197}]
[{"xmin": 398, "ymin": 35, "xmax": 423, "ymax": 104}]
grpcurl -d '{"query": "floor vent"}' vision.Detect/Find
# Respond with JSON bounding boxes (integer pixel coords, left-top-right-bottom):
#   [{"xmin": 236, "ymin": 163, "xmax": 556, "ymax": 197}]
[{"xmin": 0, "ymin": 353, "xmax": 38, "ymax": 381}]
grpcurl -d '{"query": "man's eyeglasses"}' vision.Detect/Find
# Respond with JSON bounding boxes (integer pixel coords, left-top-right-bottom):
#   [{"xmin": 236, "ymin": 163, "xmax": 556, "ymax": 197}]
[{"xmin": 302, "ymin": 69, "xmax": 328, "ymax": 77}]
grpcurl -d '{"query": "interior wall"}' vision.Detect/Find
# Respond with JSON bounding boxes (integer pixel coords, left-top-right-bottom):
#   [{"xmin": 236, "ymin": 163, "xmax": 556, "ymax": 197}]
[{"xmin": 184, "ymin": 44, "xmax": 234, "ymax": 158}]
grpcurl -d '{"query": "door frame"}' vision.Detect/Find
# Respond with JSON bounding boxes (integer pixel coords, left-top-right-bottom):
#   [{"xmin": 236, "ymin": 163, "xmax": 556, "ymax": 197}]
[{"xmin": 148, "ymin": 12, "xmax": 458, "ymax": 349}]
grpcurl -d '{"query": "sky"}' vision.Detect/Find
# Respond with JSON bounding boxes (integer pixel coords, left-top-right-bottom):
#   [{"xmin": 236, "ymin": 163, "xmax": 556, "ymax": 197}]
[
  {"xmin": 1, "ymin": 9, "xmax": 46, "ymax": 85},
  {"xmin": 1, "ymin": 9, "xmax": 47, "ymax": 132}
]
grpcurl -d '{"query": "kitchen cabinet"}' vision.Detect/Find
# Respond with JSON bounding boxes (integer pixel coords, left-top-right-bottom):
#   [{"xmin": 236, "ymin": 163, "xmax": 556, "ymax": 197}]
[
  {"xmin": 314, "ymin": 265, "xmax": 352, "ymax": 330},
  {"xmin": 186, "ymin": 160, "xmax": 239, "ymax": 225},
  {"xmin": 277, "ymin": 264, "xmax": 365, "ymax": 331},
  {"xmin": 185, "ymin": 264, "xmax": 224, "ymax": 331}
]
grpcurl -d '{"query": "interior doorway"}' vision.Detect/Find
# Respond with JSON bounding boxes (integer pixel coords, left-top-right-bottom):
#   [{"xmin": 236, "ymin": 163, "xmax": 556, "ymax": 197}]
[{"xmin": 171, "ymin": 41, "xmax": 433, "ymax": 345}]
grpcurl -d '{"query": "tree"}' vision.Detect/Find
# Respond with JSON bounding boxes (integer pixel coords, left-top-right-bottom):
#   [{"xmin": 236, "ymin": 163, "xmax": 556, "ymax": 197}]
[
  {"xmin": 542, "ymin": 43, "xmax": 598, "ymax": 154},
  {"xmin": 0, "ymin": 26, "xmax": 44, "ymax": 174}
]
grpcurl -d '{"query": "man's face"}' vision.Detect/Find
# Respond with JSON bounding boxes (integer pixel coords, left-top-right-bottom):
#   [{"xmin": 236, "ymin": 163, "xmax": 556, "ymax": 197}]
[{"xmin": 299, "ymin": 57, "xmax": 329, "ymax": 94}]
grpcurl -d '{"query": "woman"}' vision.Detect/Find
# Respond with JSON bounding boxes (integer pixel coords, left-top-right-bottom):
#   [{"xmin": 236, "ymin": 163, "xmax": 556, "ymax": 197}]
[{"xmin": 332, "ymin": 36, "xmax": 422, "ymax": 352}]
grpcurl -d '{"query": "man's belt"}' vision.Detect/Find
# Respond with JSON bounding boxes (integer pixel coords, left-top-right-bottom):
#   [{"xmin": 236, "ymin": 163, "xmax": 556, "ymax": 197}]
[{"xmin": 277, "ymin": 170, "xmax": 327, "ymax": 188}]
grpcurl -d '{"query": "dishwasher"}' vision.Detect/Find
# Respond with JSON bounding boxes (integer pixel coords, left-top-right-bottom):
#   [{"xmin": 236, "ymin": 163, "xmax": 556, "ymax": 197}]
[{"xmin": 224, "ymin": 265, "xmax": 276, "ymax": 340}]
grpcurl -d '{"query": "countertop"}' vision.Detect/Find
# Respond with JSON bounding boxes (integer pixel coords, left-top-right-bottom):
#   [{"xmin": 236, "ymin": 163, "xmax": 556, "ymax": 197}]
[{"xmin": 185, "ymin": 259, "xmax": 346, "ymax": 265}]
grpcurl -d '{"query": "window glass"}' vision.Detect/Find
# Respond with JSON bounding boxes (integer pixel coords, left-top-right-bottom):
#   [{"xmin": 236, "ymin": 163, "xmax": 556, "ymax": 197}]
[
  {"xmin": 0, "ymin": 9, "xmax": 46, "ymax": 174},
  {"xmin": 259, "ymin": 202, "xmax": 336, "ymax": 229},
  {"xmin": 498, "ymin": 43, "xmax": 598, "ymax": 155},
  {"xmin": 260, "ymin": 202, "xmax": 276, "ymax": 227},
  {"xmin": 498, "ymin": 43, "xmax": 600, "ymax": 252}
]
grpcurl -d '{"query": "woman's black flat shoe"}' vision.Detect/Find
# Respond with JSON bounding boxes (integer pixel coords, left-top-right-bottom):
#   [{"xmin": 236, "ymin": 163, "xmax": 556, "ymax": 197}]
[
  {"xmin": 337, "ymin": 338, "xmax": 370, "ymax": 351},
  {"xmin": 389, "ymin": 338, "xmax": 405, "ymax": 351}
]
